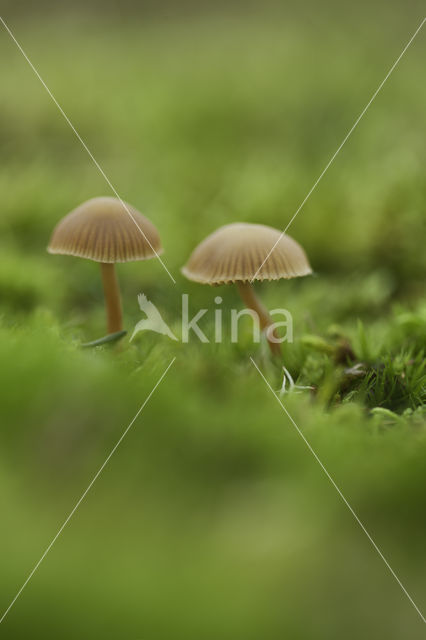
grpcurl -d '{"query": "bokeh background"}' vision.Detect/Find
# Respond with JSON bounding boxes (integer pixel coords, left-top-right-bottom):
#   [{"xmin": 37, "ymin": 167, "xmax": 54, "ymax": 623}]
[{"xmin": 0, "ymin": 1, "xmax": 425, "ymax": 638}]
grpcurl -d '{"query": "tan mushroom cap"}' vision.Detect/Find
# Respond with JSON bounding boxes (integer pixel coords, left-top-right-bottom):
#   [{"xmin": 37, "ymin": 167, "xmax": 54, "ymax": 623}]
[
  {"xmin": 47, "ymin": 197, "xmax": 163, "ymax": 263},
  {"xmin": 182, "ymin": 222, "xmax": 312, "ymax": 285}
]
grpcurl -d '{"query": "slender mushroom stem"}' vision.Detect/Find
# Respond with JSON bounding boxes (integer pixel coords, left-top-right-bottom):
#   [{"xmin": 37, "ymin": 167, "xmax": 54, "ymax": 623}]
[
  {"xmin": 236, "ymin": 281, "xmax": 281, "ymax": 357},
  {"xmin": 100, "ymin": 263, "xmax": 123, "ymax": 334}
]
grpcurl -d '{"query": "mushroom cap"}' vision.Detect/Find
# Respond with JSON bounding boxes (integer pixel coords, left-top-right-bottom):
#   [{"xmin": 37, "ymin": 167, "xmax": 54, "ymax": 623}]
[
  {"xmin": 182, "ymin": 222, "xmax": 312, "ymax": 285},
  {"xmin": 47, "ymin": 197, "xmax": 163, "ymax": 263}
]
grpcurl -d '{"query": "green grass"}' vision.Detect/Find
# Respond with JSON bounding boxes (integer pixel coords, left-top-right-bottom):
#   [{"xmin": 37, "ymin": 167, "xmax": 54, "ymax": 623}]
[{"xmin": 0, "ymin": 4, "xmax": 425, "ymax": 638}]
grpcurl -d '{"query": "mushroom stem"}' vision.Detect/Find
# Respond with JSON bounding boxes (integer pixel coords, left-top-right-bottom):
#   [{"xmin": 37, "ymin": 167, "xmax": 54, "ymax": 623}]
[
  {"xmin": 236, "ymin": 281, "xmax": 281, "ymax": 357},
  {"xmin": 100, "ymin": 263, "xmax": 123, "ymax": 334}
]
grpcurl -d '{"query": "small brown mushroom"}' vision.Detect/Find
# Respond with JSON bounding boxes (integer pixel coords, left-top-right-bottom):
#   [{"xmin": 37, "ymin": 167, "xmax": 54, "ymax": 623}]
[
  {"xmin": 48, "ymin": 196, "xmax": 162, "ymax": 335},
  {"xmin": 182, "ymin": 222, "xmax": 312, "ymax": 356}
]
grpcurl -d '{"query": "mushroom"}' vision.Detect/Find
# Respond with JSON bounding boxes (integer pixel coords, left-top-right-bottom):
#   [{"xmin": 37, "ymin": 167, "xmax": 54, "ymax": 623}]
[
  {"xmin": 48, "ymin": 196, "xmax": 162, "ymax": 335},
  {"xmin": 181, "ymin": 222, "xmax": 312, "ymax": 356}
]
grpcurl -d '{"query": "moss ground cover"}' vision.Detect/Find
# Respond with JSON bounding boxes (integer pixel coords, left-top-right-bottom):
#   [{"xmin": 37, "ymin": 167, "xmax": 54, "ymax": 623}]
[{"xmin": 0, "ymin": 4, "xmax": 425, "ymax": 638}]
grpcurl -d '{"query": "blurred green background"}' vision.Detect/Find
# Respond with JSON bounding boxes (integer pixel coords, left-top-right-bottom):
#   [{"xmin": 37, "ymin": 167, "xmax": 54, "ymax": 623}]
[{"xmin": 0, "ymin": 1, "xmax": 425, "ymax": 638}]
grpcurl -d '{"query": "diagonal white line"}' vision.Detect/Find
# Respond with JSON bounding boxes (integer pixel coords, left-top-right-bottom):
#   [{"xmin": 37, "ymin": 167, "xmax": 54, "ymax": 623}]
[
  {"xmin": 250, "ymin": 356, "xmax": 426, "ymax": 625},
  {"xmin": 0, "ymin": 357, "xmax": 176, "ymax": 625},
  {"xmin": 0, "ymin": 16, "xmax": 176, "ymax": 284},
  {"xmin": 251, "ymin": 17, "xmax": 426, "ymax": 282}
]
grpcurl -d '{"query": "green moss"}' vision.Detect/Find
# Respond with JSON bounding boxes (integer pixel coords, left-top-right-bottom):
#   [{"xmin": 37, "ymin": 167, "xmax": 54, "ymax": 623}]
[{"xmin": 0, "ymin": 6, "xmax": 425, "ymax": 639}]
